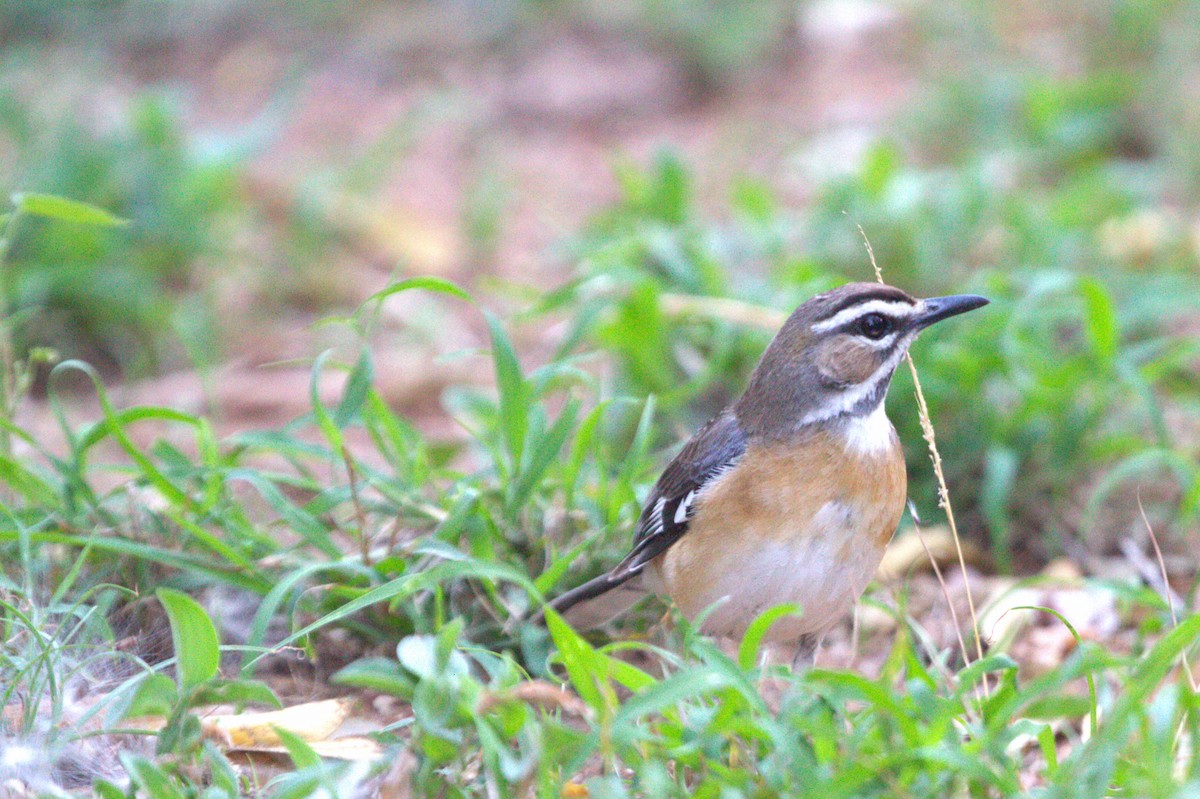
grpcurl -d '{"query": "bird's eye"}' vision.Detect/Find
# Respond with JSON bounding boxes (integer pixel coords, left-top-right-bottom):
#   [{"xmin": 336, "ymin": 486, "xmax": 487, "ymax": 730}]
[{"xmin": 856, "ymin": 312, "xmax": 891, "ymax": 340}]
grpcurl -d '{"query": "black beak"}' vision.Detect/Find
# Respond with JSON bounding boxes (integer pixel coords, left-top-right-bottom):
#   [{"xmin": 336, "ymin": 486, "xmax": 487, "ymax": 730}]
[{"xmin": 913, "ymin": 294, "xmax": 989, "ymax": 329}]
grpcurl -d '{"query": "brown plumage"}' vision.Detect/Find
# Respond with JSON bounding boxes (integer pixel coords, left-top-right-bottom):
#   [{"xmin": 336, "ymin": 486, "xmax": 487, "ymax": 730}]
[
  {"xmin": 544, "ymin": 282, "xmax": 988, "ymax": 661},
  {"xmin": 658, "ymin": 423, "xmax": 906, "ymax": 644}
]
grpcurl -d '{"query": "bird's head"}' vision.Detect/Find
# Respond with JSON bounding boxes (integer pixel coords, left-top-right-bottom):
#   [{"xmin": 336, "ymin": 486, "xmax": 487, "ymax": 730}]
[{"xmin": 735, "ymin": 282, "xmax": 989, "ymax": 437}]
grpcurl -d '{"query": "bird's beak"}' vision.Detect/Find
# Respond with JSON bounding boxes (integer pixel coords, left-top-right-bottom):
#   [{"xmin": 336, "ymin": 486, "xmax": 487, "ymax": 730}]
[{"xmin": 913, "ymin": 294, "xmax": 990, "ymax": 329}]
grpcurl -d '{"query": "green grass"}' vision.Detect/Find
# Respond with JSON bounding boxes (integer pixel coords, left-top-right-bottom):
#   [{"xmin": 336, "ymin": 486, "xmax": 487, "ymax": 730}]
[
  {"xmin": 3, "ymin": 0, "xmax": 1200, "ymax": 796},
  {"xmin": 0, "ymin": 94, "xmax": 241, "ymax": 379},
  {"xmin": 1, "ymin": 271, "xmax": 1198, "ymax": 796},
  {"xmin": 556, "ymin": 148, "xmax": 1200, "ymax": 570}
]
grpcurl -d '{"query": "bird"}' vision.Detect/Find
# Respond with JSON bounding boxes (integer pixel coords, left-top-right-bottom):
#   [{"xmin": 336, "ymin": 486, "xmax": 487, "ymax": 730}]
[{"xmin": 544, "ymin": 281, "xmax": 988, "ymax": 662}]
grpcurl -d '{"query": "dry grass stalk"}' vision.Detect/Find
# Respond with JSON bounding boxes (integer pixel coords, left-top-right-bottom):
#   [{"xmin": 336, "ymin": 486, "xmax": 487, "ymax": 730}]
[
  {"xmin": 859, "ymin": 223, "xmax": 987, "ymax": 682},
  {"xmin": 903, "ymin": 358, "xmax": 986, "ymax": 668},
  {"xmin": 1139, "ymin": 494, "xmax": 1195, "ymax": 690},
  {"xmin": 660, "ymin": 293, "xmax": 787, "ymax": 330},
  {"xmin": 908, "ymin": 503, "xmax": 972, "ymax": 682},
  {"xmin": 1138, "ymin": 494, "xmax": 1196, "ymax": 778}
]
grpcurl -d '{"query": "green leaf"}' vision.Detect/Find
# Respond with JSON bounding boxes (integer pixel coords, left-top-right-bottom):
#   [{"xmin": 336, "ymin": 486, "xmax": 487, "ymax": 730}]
[
  {"xmin": 981, "ymin": 447, "xmax": 1019, "ymax": 573},
  {"xmin": 584, "ymin": 642, "xmax": 658, "ymax": 693},
  {"xmin": 533, "ymin": 535, "xmax": 589, "ymax": 595},
  {"xmin": 0, "ymin": 455, "xmax": 59, "ymax": 507},
  {"xmin": 309, "ymin": 350, "xmax": 344, "ymax": 449},
  {"xmin": 859, "ymin": 141, "xmax": 900, "ymax": 197},
  {"xmin": 0, "ymin": 528, "xmax": 270, "ymax": 594},
  {"xmin": 955, "ymin": 653, "xmax": 1018, "ymax": 694},
  {"xmin": 224, "ymin": 468, "xmax": 340, "ymax": 558},
  {"xmin": 203, "ymin": 740, "xmax": 242, "ymax": 796},
  {"xmin": 1127, "ymin": 609, "xmax": 1200, "ymax": 693},
  {"xmin": 274, "ymin": 725, "xmax": 323, "ymax": 770},
  {"xmin": 92, "ymin": 780, "xmax": 127, "ymax": 799},
  {"xmin": 12, "ymin": 192, "xmax": 129, "ymax": 227},
  {"xmin": 1008, "ymin": 605, "xmax": 1097, "ymax": 732},
  {"xmin": 119, "ymin": 673, "xmax": 179, "ymax": 721},
  {"xmin": 544, "ymin": 608, "xmax": 607, "ymax": 712},
  {"xmin": 191, "ymin": 679, "xmax": 281, "ymax": 709},
  {"xmin": 120, "ymin": 754, "xmax": 187, "ymax": 799},
  {"xmin": 510, "ymin": 397, "xmax": 580, "ymax": 512},
  {"xmin": 614, "ymin": 394, "xmax": 657, "ymax": 503},
  {"xmin": 334, "ymin": 349, "xmax": 375, "ymax": 428},
  {"xmin": 1024, "ymin": 694, "xmax": 1098, "ymax": 720},
  {"xmin": 435, "ymin": 616, "xmax": 465, "ymax": 671},
  {"xmin": 737, "ymin": 603, "xmax": 803, "ymax": 670},
  {"xmin": 1038, "ymin": 721, "xmax": 1059, "ymax": 775},
  {"xmin": 563, "ymin": 399, "xmax": 613, "ymax": 508},
  {"xmin": 332, "ymin": 658, "xmax": 415, "ymax": 696},
  {"xmin": 247, "ymin": 557, "xmax": 537, "ymax": 670},
  {"xmin": 651, "ymin": 150, "xmax": 690, "ymax": 225},
  {"xmin": 613, "ymin": 667, "xmax": 736, "ymax": 727},
  {"xmin": 244, "ymin": 561, "xmax": 373, "ymax": 663},
  {"xmin": 271, "ymin": 773, "xmax": 325, "ymax": 799},
  {"xmin": 486, "ymin": 312, "xmax": 528, "ymax": 469},
  {"xmin": 53, "ymin": 361, "xmax": 204, "ymax": 514},
  {"xmin": 360, "ymin": 276, "xmax": 471, "ymax": 308},
  {"xmin": 157, "ymin": 588, "xmax": 220, "ymax": 691},
  {"xmin": 809, "ymin": 670, "xmax": 921, "ymax": 744},
  {"xmin": 602, "ymin": 654, "xmax": 658, "ymax": 694},
  {"xmin": 1079, "ymin": 276, "xmax": 1117, "ymax": 361}
]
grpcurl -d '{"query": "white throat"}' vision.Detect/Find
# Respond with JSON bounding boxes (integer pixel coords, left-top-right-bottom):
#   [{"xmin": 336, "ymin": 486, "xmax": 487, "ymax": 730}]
[{"xmin": 842, "ymin": 403, "xmax": 895, "ymax": 456}]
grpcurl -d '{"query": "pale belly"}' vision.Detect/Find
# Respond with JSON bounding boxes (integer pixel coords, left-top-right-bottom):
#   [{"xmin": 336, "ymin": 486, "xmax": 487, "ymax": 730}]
[
  {"xmin": 653, "ymin": 505, "xmax": 890, "ymax": 642},
  {"xmin": 651, "ymin": 431, "xmax": 907, "ymax": 644}
]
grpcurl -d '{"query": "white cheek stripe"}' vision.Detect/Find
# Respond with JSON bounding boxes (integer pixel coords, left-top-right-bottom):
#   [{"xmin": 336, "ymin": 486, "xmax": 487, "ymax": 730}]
[
  {"xmin": 797, "ymin": 333, "xmax": 916, "ymax": 426},
  {"xmin": 810, "ymin": 299, "xmax": 917, "ymax": 333}
]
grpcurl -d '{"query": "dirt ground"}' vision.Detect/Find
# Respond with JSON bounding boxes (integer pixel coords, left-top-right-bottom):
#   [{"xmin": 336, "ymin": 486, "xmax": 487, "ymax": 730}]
[{"xmin": 23, "ymin": 3, "xmax": 915, "ymax": 437}]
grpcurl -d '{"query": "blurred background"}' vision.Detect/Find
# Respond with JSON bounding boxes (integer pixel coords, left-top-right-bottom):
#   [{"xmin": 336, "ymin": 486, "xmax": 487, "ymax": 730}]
[{"xmin": 2, "ymin": 0, "xmax": 1198, "ymax": 574}]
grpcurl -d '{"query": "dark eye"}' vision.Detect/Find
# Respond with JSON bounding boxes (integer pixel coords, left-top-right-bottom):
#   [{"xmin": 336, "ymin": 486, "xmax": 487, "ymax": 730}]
[{"xmin": 856, "ymin": 312, "xmax": 891, "ymax": 340}]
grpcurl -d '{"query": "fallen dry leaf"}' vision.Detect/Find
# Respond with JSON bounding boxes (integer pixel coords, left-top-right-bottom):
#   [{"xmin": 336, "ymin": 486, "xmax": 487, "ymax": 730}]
[
  {"xmin": 478, "ymin": 680, "xmax": 591, "ymax": 719},
  {"xmin": 876, "ymin": 527, "xmax": 983, "ymax": 582},
  {"xmin": 302, "ymin": 736, "xmax": 385, "ymax": 761},
  {"xmin": 202, "ymin": 698, "xmax": 352, "ymax": 748}
]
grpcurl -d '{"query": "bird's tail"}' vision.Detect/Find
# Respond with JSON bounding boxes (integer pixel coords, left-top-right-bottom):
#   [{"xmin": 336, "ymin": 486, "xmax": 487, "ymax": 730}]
[{"xmin": 543, "ymin": 572, "xmax": 648, "ymax": 630}]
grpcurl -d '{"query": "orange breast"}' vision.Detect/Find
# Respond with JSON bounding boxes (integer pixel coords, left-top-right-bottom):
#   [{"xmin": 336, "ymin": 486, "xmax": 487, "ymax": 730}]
[{"xmin": 653, "ymin": 424, "xmax": 907, "ymax": 642}]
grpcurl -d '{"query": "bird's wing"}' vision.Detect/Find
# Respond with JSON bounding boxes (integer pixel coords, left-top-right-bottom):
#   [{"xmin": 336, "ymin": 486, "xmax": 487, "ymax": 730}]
[{"xmin": 608, "ymin": 410, "xmax": 747, "ymax": 580}]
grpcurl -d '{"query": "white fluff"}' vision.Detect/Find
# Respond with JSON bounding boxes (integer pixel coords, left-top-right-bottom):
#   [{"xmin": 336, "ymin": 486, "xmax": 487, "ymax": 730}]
[{"xmin": 842, "ymin": 403, "xmax": 895, "ymax": 456}]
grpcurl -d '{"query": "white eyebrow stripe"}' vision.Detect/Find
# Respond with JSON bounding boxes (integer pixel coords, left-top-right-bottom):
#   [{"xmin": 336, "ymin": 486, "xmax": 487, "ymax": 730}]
[{"xmin": 811, "ymin": 299, "xmax": 917, "ymax": 333}]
